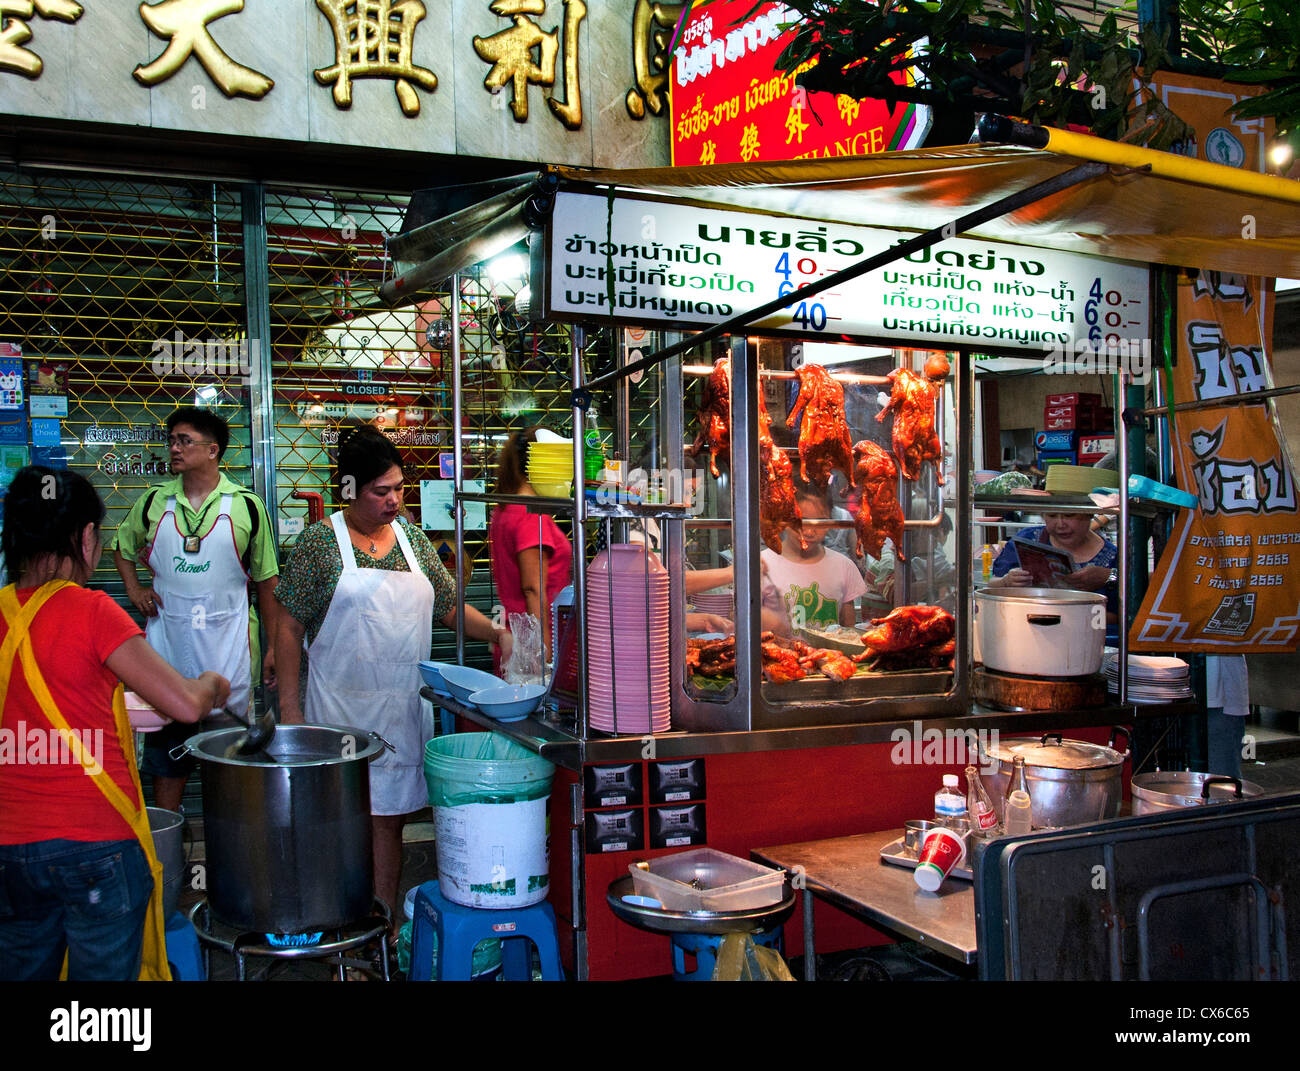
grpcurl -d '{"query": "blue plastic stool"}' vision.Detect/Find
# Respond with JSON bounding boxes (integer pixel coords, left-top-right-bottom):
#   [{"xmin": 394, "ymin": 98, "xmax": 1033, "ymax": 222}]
[
  {"xmin": 165, "ymin": 910, "xmax": 205, "ymax": 981},
  {"xmin": 408, "ymin": 880, "xmax": 564, "ymax": 981},
  {"xmin": 670, "ymin": 924, "xmax": 783, "ymax": 982}
]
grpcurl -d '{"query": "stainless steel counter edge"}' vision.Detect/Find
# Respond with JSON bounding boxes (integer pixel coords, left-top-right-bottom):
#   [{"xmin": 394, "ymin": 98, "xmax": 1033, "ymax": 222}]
[{"xmin": 421, "ymin": 687, "xmax": 1196, "ymax": 772}]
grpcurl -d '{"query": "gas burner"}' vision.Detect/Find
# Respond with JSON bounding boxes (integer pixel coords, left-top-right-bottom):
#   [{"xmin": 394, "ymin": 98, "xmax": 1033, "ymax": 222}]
[{"xmin": 188, "ymin": 898, "xmax": 393, "ymax": 981}]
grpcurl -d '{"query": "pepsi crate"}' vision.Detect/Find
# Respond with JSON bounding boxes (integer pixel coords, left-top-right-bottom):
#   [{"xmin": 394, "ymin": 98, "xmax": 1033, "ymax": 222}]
[{"xmin": 1035, "ymin": 429, "xmax": 1077, "ymax": 451}]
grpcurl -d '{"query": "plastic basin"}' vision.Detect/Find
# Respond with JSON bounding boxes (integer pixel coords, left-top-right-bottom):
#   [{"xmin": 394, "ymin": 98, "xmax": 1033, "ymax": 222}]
[
  {"xmin": 418, "ymin": 661, "xmax": 457, "ymax": 696},
  {"xmin": 437, "ymin": 665, "xmax": 503, "ymax": 706},
  {"xmin": 468, "ymin": 683, "xmax": 546, "ymax": 722}
]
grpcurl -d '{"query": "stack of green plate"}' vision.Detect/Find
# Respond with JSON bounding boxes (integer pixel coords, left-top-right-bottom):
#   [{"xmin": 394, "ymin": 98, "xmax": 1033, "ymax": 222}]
[{"xmin": 1044, "ymin": 464, "xmax": 1120, "ymax": 494}]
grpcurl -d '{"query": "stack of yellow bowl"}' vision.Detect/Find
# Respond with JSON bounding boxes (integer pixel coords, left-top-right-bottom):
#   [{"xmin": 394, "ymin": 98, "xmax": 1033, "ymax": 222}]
[
  {"xmin": 1044, "ymin": 464, "xmax": 1120, "ymax": 495},
  {"xmin": 527, "ymin": 440, "xmax": 574, "ymax": 498}
]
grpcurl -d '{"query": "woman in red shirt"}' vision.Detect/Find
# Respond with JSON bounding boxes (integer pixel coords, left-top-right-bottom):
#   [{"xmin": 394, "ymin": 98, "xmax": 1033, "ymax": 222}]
[
  {"xmin": 489, "ymin": 429, "xmax": 574, "ymax": 667},
  {"xmin": 0, "ymin": 467, "xmax": 229, "ymax": 981}
]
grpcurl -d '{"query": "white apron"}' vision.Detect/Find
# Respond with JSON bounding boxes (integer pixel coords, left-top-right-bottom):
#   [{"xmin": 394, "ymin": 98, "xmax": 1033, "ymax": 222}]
[
  {"xmin": 146, "ymin": 494, "xmax": 252, "ymax": 717},
  {"xmin": 305, "ymin": 511, "xmax": 434, "ymax": 816}
]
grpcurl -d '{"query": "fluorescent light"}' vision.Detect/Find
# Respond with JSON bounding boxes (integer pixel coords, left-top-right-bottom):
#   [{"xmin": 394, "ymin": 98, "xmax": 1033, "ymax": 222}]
[
  {"xmin": 803, "ymin": 342, "xmax": 891, "ymax": 366},
  {"xmin": 487, "ymin": 254, "xmax": 526, "ymax": 284}
]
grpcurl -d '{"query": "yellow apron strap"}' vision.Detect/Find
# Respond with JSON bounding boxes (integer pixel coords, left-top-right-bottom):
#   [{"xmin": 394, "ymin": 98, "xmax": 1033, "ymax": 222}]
[{"xmin": 0, "ymin": 582, "xmax": 172, "ymax": 981}]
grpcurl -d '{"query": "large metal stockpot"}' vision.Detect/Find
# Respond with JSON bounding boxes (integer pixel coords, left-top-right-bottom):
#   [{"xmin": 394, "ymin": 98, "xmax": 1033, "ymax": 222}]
[
  {"xmin": 1132, "ymin": 771, "xmax": 1266, "ymax": 814},
  {"xmin": 979, "ymin": 730, "xmax": 1130, "ymax": 828},
  {"xmin": 974, "ymin": 587, "xmax": 1107, "ymax": 677},
  {"xmin": 179, "ymin": 724, "xmax": 386, "ymax": 932}
]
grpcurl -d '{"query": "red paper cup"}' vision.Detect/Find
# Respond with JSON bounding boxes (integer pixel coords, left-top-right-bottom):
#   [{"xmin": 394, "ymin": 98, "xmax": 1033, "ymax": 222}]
[{"xmin": 914, "ymin": 825, "xmax": 967, "ymax": 891}]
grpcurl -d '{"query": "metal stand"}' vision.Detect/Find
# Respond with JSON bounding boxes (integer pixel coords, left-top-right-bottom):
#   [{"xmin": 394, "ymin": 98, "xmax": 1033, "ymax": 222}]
[{"xmin": 188, "ymin": 899, "xmax": 393, "ymax": 981}]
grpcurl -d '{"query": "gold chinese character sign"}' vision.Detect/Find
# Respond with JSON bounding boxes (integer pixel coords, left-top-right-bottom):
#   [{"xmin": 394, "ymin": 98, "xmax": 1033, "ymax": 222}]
[
  {"xmin": 315, "ymin": 0, "xmax": 438, "ymax": 117},
  {"xmin": 473, "ymin": 0, "xmax": 585, "ymax": 130},
  {"xmin": 0, "ymin": 0, "xmax": 83, "ymax": 79},
  {"xmin": 133, "ymin": 0, "xmax": 274, "ymax": 99},
  {"xmin": 625, "ymin": 0, "xmax": 680, "ymax": 120}
]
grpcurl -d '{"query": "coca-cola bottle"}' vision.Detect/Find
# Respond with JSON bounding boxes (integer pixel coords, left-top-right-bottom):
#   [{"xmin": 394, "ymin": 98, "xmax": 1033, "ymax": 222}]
[{"xmin": 965, "ymin": 765, "xmax": 1000, "ymax": 838}]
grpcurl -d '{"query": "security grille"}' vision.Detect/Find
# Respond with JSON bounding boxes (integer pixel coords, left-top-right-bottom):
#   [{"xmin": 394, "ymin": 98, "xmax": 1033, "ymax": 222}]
[{"xmin": 0, "ymin": 166, "xmax": 251, "ymax": 601}]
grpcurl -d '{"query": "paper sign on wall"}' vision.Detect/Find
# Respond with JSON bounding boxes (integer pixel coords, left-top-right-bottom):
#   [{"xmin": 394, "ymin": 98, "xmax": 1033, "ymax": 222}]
[{"xmin": 421, "ymin": 479, "xmax": 486, "ymax": 531}]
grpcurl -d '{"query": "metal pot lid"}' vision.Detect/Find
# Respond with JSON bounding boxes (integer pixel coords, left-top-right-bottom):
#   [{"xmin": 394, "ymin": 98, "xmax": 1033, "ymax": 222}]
[
  {"xmin": 975, "ymin": 586, "xmax": 1105, "ymax": 606},
  {"xmin": 1133, "ymin": 771, "xmax": 1265, "ymax": 802},
  {"xmin": 983, "ymin": 734, "xmax": 1123, "ymax": 770}
]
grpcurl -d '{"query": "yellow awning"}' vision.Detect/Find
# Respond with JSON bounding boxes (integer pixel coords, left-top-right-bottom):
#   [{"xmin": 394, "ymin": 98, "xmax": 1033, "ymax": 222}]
[{"xmin": 545, "ymin": 131, "xmax": 1300, "ymax": 279}]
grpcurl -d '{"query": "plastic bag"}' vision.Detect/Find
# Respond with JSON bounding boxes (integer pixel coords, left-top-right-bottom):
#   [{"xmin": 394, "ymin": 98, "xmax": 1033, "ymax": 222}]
[
  {"xmin": 711, "ymin": 934, "xmax": 796, "ymax": 981},
  {"xmin": 503, "ymin": 612, "xmax": 544, "ymax": 686}
]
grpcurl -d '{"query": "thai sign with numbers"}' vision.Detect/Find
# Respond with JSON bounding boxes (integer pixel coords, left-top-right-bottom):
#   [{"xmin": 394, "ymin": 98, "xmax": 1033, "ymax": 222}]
[
  {"xmin": 541, "ymin": 190, "xmax": 1151, "ymax": 353},
  {"xmin": 0, "ymin": 0, "xmax": 669, "ymax": 168}
]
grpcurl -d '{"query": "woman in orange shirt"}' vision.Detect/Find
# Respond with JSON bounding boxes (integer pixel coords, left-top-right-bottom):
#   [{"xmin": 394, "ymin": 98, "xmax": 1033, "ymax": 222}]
[{"xmin": 0, "ymin": 467, "xmax": 228, "ymax": 980}]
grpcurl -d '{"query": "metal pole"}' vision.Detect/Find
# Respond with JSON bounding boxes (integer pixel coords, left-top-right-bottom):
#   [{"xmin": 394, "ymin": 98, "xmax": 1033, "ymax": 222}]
[
  {"xmin": 241, "ymin": 183, "xmax": 277, "ymax": 520},
  {"xmin": 1128, "ymin": 381, "xmax": 1300, "ymax": 418},
  {"xmin": 1118, "ymin": 370, "xmax": 1130, "ymax": 705},
  {"xmin": 570, "ymin": 326, "xmax": 589, "ymax": 742},
  {"xmin": 452, "ymin": 273, "xmax": 465, "ymax": 664},
  {"xmin": 581, "ymin": 161, "xmax": 1108, "ymax": 394}
]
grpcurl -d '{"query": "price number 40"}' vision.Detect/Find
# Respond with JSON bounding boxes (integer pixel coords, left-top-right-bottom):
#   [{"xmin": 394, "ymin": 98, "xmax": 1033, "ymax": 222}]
[{"xmin": 774, "ymin": 253, "xmax": 828, "ymax": 332}]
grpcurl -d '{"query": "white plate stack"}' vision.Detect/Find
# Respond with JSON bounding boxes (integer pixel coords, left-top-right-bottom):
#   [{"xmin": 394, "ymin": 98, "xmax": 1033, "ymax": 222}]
[
  {"xmin": 586, "ymin": 544, "xmax": 671, "ymax": 735},
  {"xmin": 1103, "ymin": 651, "xmax": 1193, "ymax": 703}
]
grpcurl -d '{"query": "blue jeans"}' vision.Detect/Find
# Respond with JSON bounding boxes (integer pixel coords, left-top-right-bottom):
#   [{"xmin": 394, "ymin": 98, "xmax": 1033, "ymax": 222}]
[{"xmin": 0, "ymin": 838, "xmax": 153, "ymax": 981}]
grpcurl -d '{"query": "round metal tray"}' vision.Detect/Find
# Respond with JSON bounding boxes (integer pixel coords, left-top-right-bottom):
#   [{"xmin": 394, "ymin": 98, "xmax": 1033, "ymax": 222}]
[{"xmin": 605, "ymin": 875, "xmax": 797, "ymax": 936}]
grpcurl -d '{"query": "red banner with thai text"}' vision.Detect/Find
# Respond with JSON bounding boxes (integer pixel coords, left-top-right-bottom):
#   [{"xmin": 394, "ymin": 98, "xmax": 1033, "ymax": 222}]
[{"xmin": 669, "ymin": 0, "xmax": 931, "ymax": 167}]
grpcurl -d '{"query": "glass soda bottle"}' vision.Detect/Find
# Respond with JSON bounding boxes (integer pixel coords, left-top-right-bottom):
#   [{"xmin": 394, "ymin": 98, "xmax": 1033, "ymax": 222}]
[
  {"xmin": 934, "ymin": 774, "xmax": 967, "ymax": 830},
  {"xmin": 965, "ymin": 764, "xmax": 1000, "ymax": 837},
  {"xmin": 583, "ymin": 409, "xmax": 605, "ymax": 481}
]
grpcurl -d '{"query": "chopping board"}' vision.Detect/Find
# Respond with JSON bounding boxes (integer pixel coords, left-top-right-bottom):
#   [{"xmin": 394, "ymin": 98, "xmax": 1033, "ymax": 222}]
[{"xmin": 973, "ymin": 667, "xmax": 1107, "ymax": 711}]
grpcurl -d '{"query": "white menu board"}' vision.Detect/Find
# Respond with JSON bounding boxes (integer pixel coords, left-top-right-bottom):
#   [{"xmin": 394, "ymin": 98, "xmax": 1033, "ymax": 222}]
[{"xmin": 544, "ymin": 192, "xmax": 1150, "ymax": 355}]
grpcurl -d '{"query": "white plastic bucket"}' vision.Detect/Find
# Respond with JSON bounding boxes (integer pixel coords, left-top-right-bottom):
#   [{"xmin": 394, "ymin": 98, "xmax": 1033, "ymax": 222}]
[{"xmin": 424, "ymin": 733, "xmax": 554, "ymax": 910}]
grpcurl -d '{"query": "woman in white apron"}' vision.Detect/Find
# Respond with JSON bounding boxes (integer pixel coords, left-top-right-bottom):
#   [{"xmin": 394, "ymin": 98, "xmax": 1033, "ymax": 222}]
[{"xmin": 274, "ymin": 424, "xmax": 509, "ymax": 926}]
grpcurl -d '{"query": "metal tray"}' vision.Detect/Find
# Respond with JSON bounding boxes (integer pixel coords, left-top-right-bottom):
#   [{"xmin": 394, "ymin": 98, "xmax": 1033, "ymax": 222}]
[
  {"xmin": 606, "ymin": 875, "xmax": 797, "ymax": 935},
  {"xmin": 765, "ymin": 669, "xmax": 953, "ymax": 701},
  {"xmin": 879, "ymin": 837, "xmax": 973, "ymax": 882}
]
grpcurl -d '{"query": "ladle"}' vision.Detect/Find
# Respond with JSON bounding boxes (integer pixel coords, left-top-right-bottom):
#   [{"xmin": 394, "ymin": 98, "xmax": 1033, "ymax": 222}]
[{"xmin": 223, "ymin": 706, "xmax": 278, "ymax": 762}]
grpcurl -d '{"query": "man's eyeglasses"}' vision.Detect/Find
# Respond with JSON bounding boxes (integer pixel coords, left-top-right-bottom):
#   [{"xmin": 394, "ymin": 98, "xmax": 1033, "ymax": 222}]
[{"xmin": 167, "ymin": 435, "xmax": 214, "ymax": 449}]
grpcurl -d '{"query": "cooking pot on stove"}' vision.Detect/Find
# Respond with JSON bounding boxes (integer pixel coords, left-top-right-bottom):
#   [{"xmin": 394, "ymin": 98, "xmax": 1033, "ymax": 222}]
[
  {"xmin": 1132, "ymin": 771, "xmax": 1266, "ymax": 814},
  {"xmin": 974, "ymin": 587, "xmax": 1106, "ymax": 677},
  {"xmin": 177, "ymin": 724, "xmax": 387, "ymax": 932},
  {"xmin": 980, "ymin": 729, "xmax": 1129, "ymax": 827}
]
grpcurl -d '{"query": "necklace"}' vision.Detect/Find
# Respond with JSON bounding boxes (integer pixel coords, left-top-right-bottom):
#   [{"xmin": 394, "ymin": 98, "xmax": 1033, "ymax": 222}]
[
  {"xmin": 181, "ymin": 497, "xmax": 219, "ymax": 555},
  {"xmin": 347, "ymin": 510, "xmax": 380, "ymax": 555}
]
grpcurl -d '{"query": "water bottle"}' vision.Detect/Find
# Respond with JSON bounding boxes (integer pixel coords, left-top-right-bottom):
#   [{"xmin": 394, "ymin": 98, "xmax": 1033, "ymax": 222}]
[{"xmin": 934, "ymin": 774, "xmax": 967, "ymax": 829}]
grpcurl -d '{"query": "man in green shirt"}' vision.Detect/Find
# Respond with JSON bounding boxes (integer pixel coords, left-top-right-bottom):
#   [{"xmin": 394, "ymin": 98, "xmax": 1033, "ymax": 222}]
[{"xmin": 112, "ymin": 407, "xmax": 280, "ymax": 811}]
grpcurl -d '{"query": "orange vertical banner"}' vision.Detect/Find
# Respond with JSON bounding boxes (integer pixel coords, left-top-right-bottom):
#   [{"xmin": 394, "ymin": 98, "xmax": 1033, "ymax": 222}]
[{"xmin": 1131, "ymin": 272, "xmax": 1299, "ymax": 652}]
